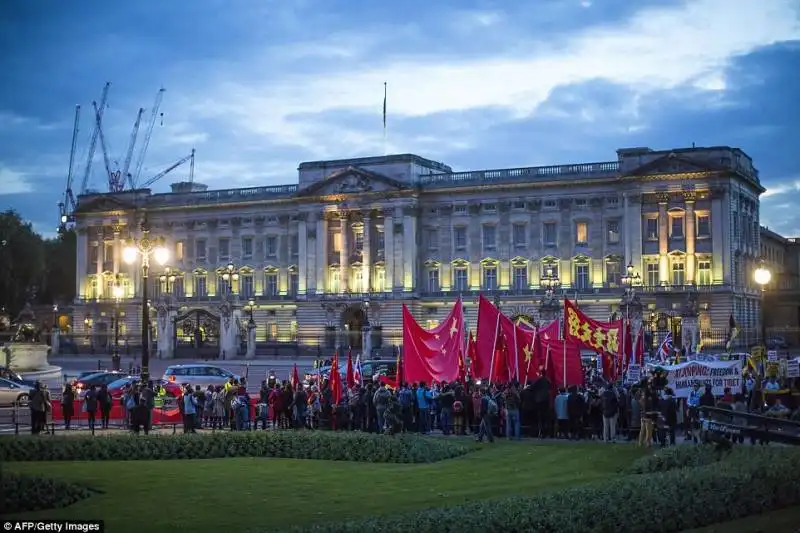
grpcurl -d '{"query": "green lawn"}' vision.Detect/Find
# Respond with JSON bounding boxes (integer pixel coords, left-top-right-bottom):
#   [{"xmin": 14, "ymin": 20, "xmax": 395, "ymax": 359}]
[{"xmin": 6, "ymin": 441, "xmax": 644, "ymax": 533}]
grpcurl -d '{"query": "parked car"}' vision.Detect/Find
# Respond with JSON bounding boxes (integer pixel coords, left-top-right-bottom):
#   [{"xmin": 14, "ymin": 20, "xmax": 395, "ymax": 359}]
[
  {"xmin": 162, "ymin": 364, "xmax": 240, "ymax": 390},
  {"xmin": 312, "ymin": 359, "xmax": 397, "ymax": 383},
  {"xmin": 0, "ymin": 377, "xmax": 31, "ymax": 406},
  {"xmin": 0, "ymin": 366, "xmax": 38, "ymax": 388},
  {"xmin": 73, "ymin": 371, "xmax": 128, "ymax": 397},
  {"xmin": 106, "ymin": 376, "xmax": 181, "ymax": 400}
]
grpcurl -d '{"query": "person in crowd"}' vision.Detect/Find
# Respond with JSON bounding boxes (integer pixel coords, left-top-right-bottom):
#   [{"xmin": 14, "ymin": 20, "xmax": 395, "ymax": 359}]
[
  {"xmin": 29, "ymin": 381, "xmax": 51, "ymax": 435},
  {"xmin": 730, "ymin": 393, "xmax": 747, "ymax": 444},
  {"xmin": 658, "ymin": 387, "xmax": 678, "ymax": 447},
  {"xmin": 475, "ymin": 387, "xmax": 496, "ymax": 443},
  {"xmin": 533, "ymin": 370, "xmax": 551, "ymax": 438},
  {"xmin": 470, "ymin": 387, "xmax": 482, "ymax": 434},
  {"xmin": 373, "ymin": 381, "xmax": 392, "ymax": 433},
  {"xmin": 98, "ymin": 383, "xmax": 112, "ymax": 430},
  {"xmin": 212, "ymin": 385, "xmax": 225, "ymax": 430},
  {"xmin": 280, "ymin": 381, "xmax": 293, "ymax": 429},
  {"xmin": 416, "ymin": 381, "xmax": 431, "ymax": 434},
  {"xmin": 205, "ymin": 385, "xmax": 217, "ymax": 429},
  {"xmin": 628, "ymin": 386, "xmax": 641, "ymax": 441},
  {"xmin": 140, "ymin": 381, "xmax": 156, "ymax": 433},
  {"xmin": 764, "ymin": 376, "xmax": 781, "ymax": 392},
  {"xmin": 84, "ymin": 384, "xmax": 98, "ymax": 434},
  {"xmin": 62, "ymin": 383, "xmax": 75, "ymax": 430},
  {"xmin": 183, "ymin": 384, "xmax": 198, "ymax": 433},
  {"xmin": 567, "ymin": 386, "xmax": 584, "ymax": 440},
  {"xmin": 554, "ymin": 388, "xmax": 569, "ymax": 438},
  {"xmin": 307, "ymin": 385, "xmax": 321, "ymax": 429},
  {"xmin": 292, "ymin": 382, "xmax": 308, "ymax": 430},
  {"xmin": 398, "ymin": 383, "xmax": 414, "ymax": 432},
  {"xmin": 601, "ymin": 383, "xmax": 618, "ymax": 443},
  {"xmin": 686, "ymin": 383, "xmax": 702, "ymax": 443},
  {"xmin": 438, "ymin": 383, "xmax": 455, "ymax": 436},
  {"xmin": 719, "ymin": 387, "xmax": 734, "ymax": 405},
  {"xmin": 452, "ymin": 384, "xmax": 466, "ymax": 436},
  {"xmin": 503, "ymin": 383, "xmax": 521, "ymax": 440}
]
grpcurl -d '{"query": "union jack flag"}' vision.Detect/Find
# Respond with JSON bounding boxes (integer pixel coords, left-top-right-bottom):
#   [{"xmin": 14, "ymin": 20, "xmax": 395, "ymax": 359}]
[{"xmin": 658, "ymin": 332, "xmax": 674, "ymax": 362}]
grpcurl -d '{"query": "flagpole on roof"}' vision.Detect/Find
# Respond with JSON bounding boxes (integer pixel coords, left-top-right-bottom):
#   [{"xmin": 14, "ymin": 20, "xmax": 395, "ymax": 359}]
[{"xmin": 382, "ymin": 82, "xmax": 388, "ymax": 156}]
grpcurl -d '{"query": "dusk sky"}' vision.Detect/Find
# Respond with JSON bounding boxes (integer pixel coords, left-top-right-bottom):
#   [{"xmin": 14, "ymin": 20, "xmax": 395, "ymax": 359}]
[{"xmin": 1, "ymin": 0, "xmax": 799, "ymax": 238}]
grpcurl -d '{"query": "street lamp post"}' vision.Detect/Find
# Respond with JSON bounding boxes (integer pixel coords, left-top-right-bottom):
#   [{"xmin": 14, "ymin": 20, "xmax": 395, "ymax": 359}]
[
  {"xmin": 620, "ymin": 261, "xmax": 642, "ymax": 317},
  {"xmin": 52, "ymin": 304, "xmax": 58, "ymax": 330},
  {"xmin": 123, "ymin": 225, "xmax": 169, "ymax": 383},
  {"xmin": 111, "ymin": 276, "xmax": 124, "ymax": 371},
  {"xmin": 362, "ymin": 300, "xmax": 371, "ymax": 358},
  {"xmin": 221, "ymin": 262, "xmax": 239, "ymax": 298},
  {"xmin": 246, "ymin": 299, "xmax": 255, "ymax": 324},
  {"xmin": 160, "ymin": 267, "xmax": 176, "ymax": 300},
  {"xmin": 539, "ymin": 266, "xmax": 561, "ymax": 322},
  {"xmin": 754, "ymin": 260, "xmax": 772, "ymax": 347}
]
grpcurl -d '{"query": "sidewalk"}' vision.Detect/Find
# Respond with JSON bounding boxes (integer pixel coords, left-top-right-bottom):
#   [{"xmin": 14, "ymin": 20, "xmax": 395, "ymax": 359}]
[{"xmin": 50, "ymin": 355, "xmax": 317, "ymax": 365}]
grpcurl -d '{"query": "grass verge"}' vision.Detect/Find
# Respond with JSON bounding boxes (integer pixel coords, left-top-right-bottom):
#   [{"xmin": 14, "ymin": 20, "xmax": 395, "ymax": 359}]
[{"xmin": 4, "ymin": 441, "xmax": 644, "ymax": 533}]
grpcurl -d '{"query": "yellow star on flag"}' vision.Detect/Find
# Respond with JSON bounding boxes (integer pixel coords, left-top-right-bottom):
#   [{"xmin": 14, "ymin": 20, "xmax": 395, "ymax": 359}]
[
  {"xmin": 523, "ymin": 344, "xmax": 532, "ymax": 363},
  {"xmin": 434, "ymin": 334, "xmax": 440, "ymax": 340}
]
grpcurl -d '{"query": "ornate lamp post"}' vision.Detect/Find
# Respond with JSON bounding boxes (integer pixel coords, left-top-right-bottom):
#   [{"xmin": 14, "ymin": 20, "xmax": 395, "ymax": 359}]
[
  {"xmin": 111, "ymin": 277, "xmax": 124, "ymax": 371},
  {"xmin": 123, "ymin": 224, "xmax": 169, "ymax": 382},
  {"xmin": 754, "ymin": 260, "xmax": 772, "ymax": 348},
  {"xmin": 538, "ymin": 266, "xmax": 561, "ymax": 322},
  {"xmin": 221, "ymin": 262, "xmax": 239, "ymax": 298},
  {"xmin": 362, "ymin": 300, "xmax": 371, "ymax": 358},
  {"xmin": 620, "ymin": 261, "xmax": 642, "ymax": 315},
  {"xmin": 245, "ymin": 299, "xmax": 256, "ymax": 324},
  {"xmin": 160, "ymin": 267, "xmax": 176, "ymax": 300}
]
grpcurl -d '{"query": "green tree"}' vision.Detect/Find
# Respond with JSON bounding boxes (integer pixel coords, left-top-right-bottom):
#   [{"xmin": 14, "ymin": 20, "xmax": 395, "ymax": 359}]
[
  {"xmin": 39, "ymin": 229, "xmax": 76, "ymax": 305},
  {"xmin": 0, "ymin": 210, "xmax": 46, "ymax": 315}
]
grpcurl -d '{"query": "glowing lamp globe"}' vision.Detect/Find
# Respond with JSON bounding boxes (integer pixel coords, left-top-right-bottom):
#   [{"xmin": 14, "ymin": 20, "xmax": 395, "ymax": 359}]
[
  {"xmin": 754, "ymin": 266, "xmax": 771, "ymax": 286},
  {"xmin": 122, "ymin": 246, "xmax": 138, "ymax": 265},
  {"xmin": 154, "ymin": 246, "xmax": 169, "ymax": 266},
  {"xmin": 112, "ymin": 285, "xmax": 124, "ymax": 299}
]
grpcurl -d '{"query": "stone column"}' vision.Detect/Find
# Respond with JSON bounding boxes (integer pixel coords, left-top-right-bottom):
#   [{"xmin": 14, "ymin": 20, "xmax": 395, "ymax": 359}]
[
  {"xmin": 362, "ymin": 324, "xmax": 372, "ymax": 358},
  {"xmin": 340, "ymin": 213, "xmax": 349, "ymax": 293},
  {"xmin": 658, "ymin": 200, "xmax": 669, "ymax": 284},
  {"xmin": 245, "ymin": 322, "xmax": 256, "ymax": 359},
  {"xmin": 156, "ymin": 303, "xmax": 176, "ymax": 359},
  {"xmin": 383, "ymin": 209, "xmax": 394, "ymax": 291},
  {"xmin": 95, "ymin": 234, "xmax": 104, "ymax": 298},
  {"xmin": 363, "ymin": 212, "xmax": 372, "ymax": 292},
  {"xmin": 316, "ymin": 214, "xmax": 327, "ymax": 294},
  {"xmin": 218, "ymin": 302, "xmax": 242, "ymax": 359},
  {"xmin": 75, "ymin": 228, "xmax": 88, "ymax": 299},
  {"xmin": 402, "ymin": 206, "xmax": 417, "ymax": 291},
  {"xmin": 51, "ymin": 329, "xmax": 60, "ymax": 356},
  {"xmin": 298, "ymin": 214, "xmax": 308, "ymax": 295},
  {"xmin": 113, "ymin": 227, "xmax": 121, "ymax": 276},
  {"xmin": 685, "ymin": 197, "xmax": 696, "ymax": 284}
]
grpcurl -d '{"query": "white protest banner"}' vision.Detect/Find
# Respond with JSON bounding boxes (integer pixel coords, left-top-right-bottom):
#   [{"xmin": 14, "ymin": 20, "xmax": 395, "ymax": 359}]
[
  {"xmin": 648, "ymin": 361, "xmax": 742, "ymax": 398},
  {"xmin": 767, "ymin": 350, "xmax": 778, "ymax": 362},
  {"xmin": 626, "ymin": 364, "xmax": 642, "ymax": 384},
  {"xmin": 787, "ymin": 358, "xmax": 799, "ymax": 378}
]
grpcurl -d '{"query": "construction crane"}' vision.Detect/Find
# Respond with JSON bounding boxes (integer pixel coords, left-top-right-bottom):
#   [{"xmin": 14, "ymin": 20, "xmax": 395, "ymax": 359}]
[
  {"xmin": 140, "ymin": 149, "xmax": 195, "ymax": 188},
  {"xmin": 122, "ymin": 108, "xmax": 144, "ymax": 190},
  {"xmin": 79, "ymin": 82, "xmax": 110, "ymax": 195},
  {"xmin": 93, "ymin": 100, "xmax": 121, "ymax": 192},
  {"xmin": 132, "ymin": 88, "xmax": 165, "ymax": 188},
  {"xmin": 57, "ymin": 105, "xmax": 81, "ymax": 232}
]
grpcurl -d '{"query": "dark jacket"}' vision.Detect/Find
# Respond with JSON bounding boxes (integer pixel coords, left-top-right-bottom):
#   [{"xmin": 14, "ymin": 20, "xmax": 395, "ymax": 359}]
[
  {"xmin": 659, "ymin": 395, "xmax": 678, "ymax": 426},
  {"xmin": 601, "ymin": 389, "xmax": 619, "ymax": 418}
]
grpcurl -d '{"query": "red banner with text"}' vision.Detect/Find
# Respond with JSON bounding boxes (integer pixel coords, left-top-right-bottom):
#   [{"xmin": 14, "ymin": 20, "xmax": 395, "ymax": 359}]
[{"xmin": 563, "ymin": 298, "xmax": 623, "ymax": 359}]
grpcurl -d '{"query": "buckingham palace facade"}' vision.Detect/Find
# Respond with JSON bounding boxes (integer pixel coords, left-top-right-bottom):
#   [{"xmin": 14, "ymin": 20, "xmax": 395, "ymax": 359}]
[{"xmin": 71, "ymin": 145, "xmax": 765, "ymax": 357}]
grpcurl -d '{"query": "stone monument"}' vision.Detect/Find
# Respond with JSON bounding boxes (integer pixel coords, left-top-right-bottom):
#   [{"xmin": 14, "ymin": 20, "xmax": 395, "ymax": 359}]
[{"xmin": 1, "ymin": 302, "xmax": 62, "ymax": 380}]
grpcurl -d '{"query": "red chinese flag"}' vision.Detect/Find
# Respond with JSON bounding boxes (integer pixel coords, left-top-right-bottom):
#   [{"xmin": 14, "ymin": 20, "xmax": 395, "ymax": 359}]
[
  {"xmin": 475, "ymin": 295, "xmax": 500, "ymax": 379},
  {"xmin": 402, "ymin": 299, "xmax": 464, "ymax": 384},
  {"xmin": 291, "ymin": 363, "xmax": 300, "ymax": 389},
  {"xmin": 563, "ymin": 298, "xmax": 623, "ymax": 360},
  {"xmin": 538, "ymin": 319, "xmax": 560, "ymax": 341},
  {"xmin": 345, "ymin": 349, "xmax": 355, "ymax": 389},
  {"xmin": 490, "ymin": 321, "xmax": 511, "ymax": 384},
  {"xmin": 329, "ymin": 352, "xmax": 342, "ymax": 405},
  {"xmin": 467, "ymin": 331, "xmax": 478, "ymax": 380},
  {"xmin": 543, "ymin": 339, "xmax": 583, "ymax": 388}
]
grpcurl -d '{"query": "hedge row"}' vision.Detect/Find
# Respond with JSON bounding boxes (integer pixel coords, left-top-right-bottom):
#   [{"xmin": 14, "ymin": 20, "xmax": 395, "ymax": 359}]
[
  {"xmin": 284, "ymin": 446, "xmax": 800, "ymax": 533},
  {"xmin": 0, "ymin": 472, "xmax": 94, "ymax": 514},
  {"xmin": 0, "ymin": 431, "xmax": 472, "ymax": 464}
]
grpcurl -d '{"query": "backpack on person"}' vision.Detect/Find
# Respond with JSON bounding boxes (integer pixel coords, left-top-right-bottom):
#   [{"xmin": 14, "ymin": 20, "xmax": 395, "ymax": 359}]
[{"xmin": 486, "ymin": 397, "xmax": 499, "ymax": 417}]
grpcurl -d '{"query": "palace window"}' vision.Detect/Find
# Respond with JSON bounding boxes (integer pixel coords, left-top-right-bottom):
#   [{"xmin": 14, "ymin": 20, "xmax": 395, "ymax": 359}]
[
  {"xmin": 240, "ymin": 274, "xmax": 254, "ymax": 299},
  {"xmin": 606, "ymin": 261, "xmax": 621, "ymax": 287},
  {"xmin": 575, "ymin": 263, "xmax": 590, "ymax": 290},
  {"xmin": 354, "ymin": 228, "xmax": 364, "ymax": 252},
  {"xmin": 266, "ymin": 236, "xmax": 277, "ymax": 257},
  {"xmin": 575, "ymin": 222, "xmax": 588, "ymax": 246},
  {"xmin": 606, "ymin": 221, "xmax": 620, "ymax": 244},
  {"xmin": 512, "ymin": 266, "xmax": 527, "ymax": 290},
  {"xmin": 454, "ymin": 205, "xmax": 467, "ymax": 215},
  {"xmin": 646, "ymin": 218, "xmax": 658, "ymax": 240},
  {"xmin": 374, "ymin": 269, "xmax": 386, "ymax": 292},
  {"xmin": 217, "ymin": 276, "xmax": 230, "ymax": 297},
  {"xmin": 453, "ymin": 267, "xmax": 468, "ymax": 292},
  {"xmin": 175, "ymin": 241, "xmax": 184, "ymax": 261},
  {"xmin": 670, "ymin": 215, "xmax": 684, "ymax": 239},
  {"xmin": 543, "ymin": 222, "xmax": 557, "ymax": 246},
  {"xmin": 353, "ymin": 269, "xmax": 364, "ymax": 293},
  {"xmin": 671, "ymin": 261, "xmax": 685, "ymax": 286},
  {"xmin": 377, "ymin": 230, "xmax": 385, "ymax": 252},
  {"xmin": 697, "ymin": 214, "xmax": 711, "ymax": 237},
  {"xmin": 428, "ymin": 268, "xmax": 440, "ymax": 292},
  {"xmin": 289, "ymin": 270, "xmax": 299, "ymax": 295},
  {"xmin": 265, "ymin": 272, "xmax": 279, "ymax": 296},
  {"xmin": 646, "ymin": 263, "xmax": 659, "ymax": 286},
  {"xmin": 483, "ymin": 203, "xmax": 497, "ymax": 212},
  {"xmin": 512, "ymin": 224, "xmax": 526, "ymax": 247},
  {"xmin": 541, "ymin": 262, "xmax": 559, "ymax": 280},
  {"xmin": 483, "ymin": 225, "xmax": 496, "ymax": 250},
  {"xmin": 483, "ymin": 265, "xmax": 498, "ymax": 290},
  {"xmin": 697, "ymin": 260, "xmax": 712, "ymax": 285},
  {"xmin": 513, "ymin": 201, "xmax": 526, "ymax": 210},
  {"xmin": 173, "ymin": 276, "xmax": 185, "ymax": 299},
  {"xmin": 329, "ymin": 270, "xmax": 340, "ymax": 293},
  {"xmin": 454, "ymin": 227, "xmax": 467, "ymax": 250},
  {"xmin": 218, "ymin": 238, "xmax": 230, "ymax": 261},
  {"xmin": 196, "ymin": 240, "xmax": 207, "ymax": 261},
  {"xmin": 194, "ymin": 275, "xmax": 207, "ymax": 298},
  {"xmin": 290, "ymin": 235, "xmax": 299, "ymax": 257}
]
